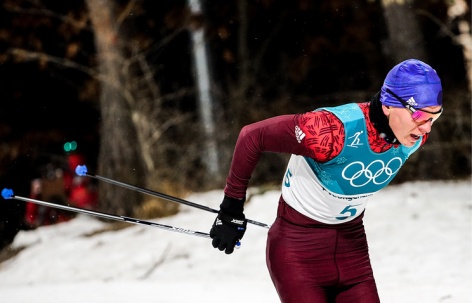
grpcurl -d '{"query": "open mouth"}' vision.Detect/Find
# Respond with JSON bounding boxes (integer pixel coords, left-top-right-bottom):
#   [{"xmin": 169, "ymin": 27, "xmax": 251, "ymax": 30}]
[{"xmin": 411, "ymin": 134, "xmax": 420, "ymax": 140}]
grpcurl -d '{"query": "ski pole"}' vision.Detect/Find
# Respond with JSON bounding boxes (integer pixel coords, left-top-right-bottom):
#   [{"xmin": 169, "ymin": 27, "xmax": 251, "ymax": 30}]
[
  {"xmin": 75, "ymin": 165, "xmax": 271, "ymax": 229},
  {"xmin": 1, "ymin": 188, "xmax": 211, "ymax": 239}
]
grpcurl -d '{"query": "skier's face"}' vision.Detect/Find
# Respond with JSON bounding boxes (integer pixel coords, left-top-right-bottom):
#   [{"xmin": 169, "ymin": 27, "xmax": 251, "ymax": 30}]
[{"xmin": 382, "ymin": 105, "xmax": 442, "ymax": 147}]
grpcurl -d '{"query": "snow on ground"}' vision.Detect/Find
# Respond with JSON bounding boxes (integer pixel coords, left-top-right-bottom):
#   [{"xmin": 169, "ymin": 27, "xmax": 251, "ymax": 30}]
[{"xmin": 0, "ymin": 179, "xmax": 471, "ymax": 303}]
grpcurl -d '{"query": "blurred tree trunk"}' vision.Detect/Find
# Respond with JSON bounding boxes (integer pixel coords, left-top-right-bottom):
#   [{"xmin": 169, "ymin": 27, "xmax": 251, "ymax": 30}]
[
  {"xmin": 447, "ymin": 0, "xmax": 472, "ymax": 92},
  {"xmin": 85, "ymin": 0, "xmax": 143, "ymax": 216},
  {"xmin": 380, "ymin": 0, "xmax": 427, "ymax": 62},
  {"xmin": 187, "ymin": 0, "xmax": 220, "ymax": 181}
]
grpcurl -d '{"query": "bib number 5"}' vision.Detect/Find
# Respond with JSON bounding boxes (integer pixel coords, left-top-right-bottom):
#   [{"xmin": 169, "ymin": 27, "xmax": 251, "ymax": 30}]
[
  {"xmin": 336, "ymin": 204, "xmax": 360, "ymax": 220},
  {"xmin": 284, "ymin": 169, "xmax": 292, "ymax": 187}
]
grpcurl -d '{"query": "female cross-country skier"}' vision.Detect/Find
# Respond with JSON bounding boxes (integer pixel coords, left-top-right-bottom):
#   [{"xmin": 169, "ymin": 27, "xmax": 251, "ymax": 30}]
[{"xmin": 209, "ymin": 59, "xmax": 443, "ymax": 303}]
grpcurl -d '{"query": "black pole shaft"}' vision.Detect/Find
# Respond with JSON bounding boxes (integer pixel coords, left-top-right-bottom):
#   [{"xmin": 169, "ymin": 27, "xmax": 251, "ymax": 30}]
[
  {"xmin": 89, "ymin": 173, "xmax": 218, "ymax": 213},
  {"xmin": 10, "ymin": 195, "xmax": 210, "ymax": 239},
  {"xmin": 86, "ymin": 172, "xmax": 271, "ymax": 229}
]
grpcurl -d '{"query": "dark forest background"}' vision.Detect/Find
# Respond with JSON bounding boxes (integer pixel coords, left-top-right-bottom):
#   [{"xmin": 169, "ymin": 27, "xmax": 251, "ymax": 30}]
[{"xmin": 0, "ymin": 0, "xmax": 470, "ymax": 249}]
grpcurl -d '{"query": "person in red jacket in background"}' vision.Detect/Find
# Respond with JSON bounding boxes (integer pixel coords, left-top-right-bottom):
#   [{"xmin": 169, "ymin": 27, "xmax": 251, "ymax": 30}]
[
  {"xmin": 24, "ymin": 152, "xmax": 97, "ymax": 227},
  {"xmin": 25, "ymin": 160, "xmax": 72, "ymax": 227},
  {"xmin": 209, "ymin": 59, "xmax": 443, "ymax": 303}
]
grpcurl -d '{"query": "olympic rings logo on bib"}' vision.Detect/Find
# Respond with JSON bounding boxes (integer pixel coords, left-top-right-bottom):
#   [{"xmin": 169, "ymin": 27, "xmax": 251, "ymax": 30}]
[{"xmin": 341, "ymin": 157, "xmax": 402, "ymax": 187}]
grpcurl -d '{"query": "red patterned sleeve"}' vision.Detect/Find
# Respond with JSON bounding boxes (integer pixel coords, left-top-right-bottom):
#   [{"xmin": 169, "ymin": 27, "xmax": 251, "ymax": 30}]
[
  {"xmin": 296, "ymin": 111, "xmax": 345, "ymax": 162},
  {"xmin": 224, "ymin": 112, "xmax": 344, "ymax": 199}
]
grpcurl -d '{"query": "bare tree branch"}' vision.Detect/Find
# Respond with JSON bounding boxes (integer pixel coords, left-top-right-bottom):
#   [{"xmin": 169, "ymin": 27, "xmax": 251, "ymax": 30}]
[
  {"xmin": 3, "ymin": 2, "xmax": 89, "ymax": 30},
  {"xmin": 9, "ymin": 48, "xmax": 96, "ymax": 76}
]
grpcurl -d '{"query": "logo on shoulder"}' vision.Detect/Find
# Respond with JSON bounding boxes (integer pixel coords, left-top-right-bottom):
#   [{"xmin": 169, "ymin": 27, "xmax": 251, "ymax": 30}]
[{"xmin": 295, "ymin": 126, "xmax": 306, "ymax": 143}]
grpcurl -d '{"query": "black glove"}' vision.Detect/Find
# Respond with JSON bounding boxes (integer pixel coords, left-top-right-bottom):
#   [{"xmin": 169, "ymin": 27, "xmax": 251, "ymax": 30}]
[{"xmin": 210, "ymin": 196, "xmax": 247, "ymax": 254}]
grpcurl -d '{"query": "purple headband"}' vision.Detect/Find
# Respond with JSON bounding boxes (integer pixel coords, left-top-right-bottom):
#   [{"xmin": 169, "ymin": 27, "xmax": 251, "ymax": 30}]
[{"xmin": 380, "ymin": 59, "xmax": 443, "ymax": 109}]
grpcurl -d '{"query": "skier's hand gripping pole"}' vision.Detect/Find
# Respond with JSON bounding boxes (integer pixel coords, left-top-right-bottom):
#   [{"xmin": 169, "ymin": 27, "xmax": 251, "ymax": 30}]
[{"xmin": 210, "ymin": 196, "xmax": 247, "ymax": 254}]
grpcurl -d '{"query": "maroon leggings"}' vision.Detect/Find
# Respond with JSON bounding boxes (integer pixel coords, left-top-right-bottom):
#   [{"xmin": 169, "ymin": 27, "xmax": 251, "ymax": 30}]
[{"xmin": 266, "ymin": 198, "xmax": 380, "ymax": 303}]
